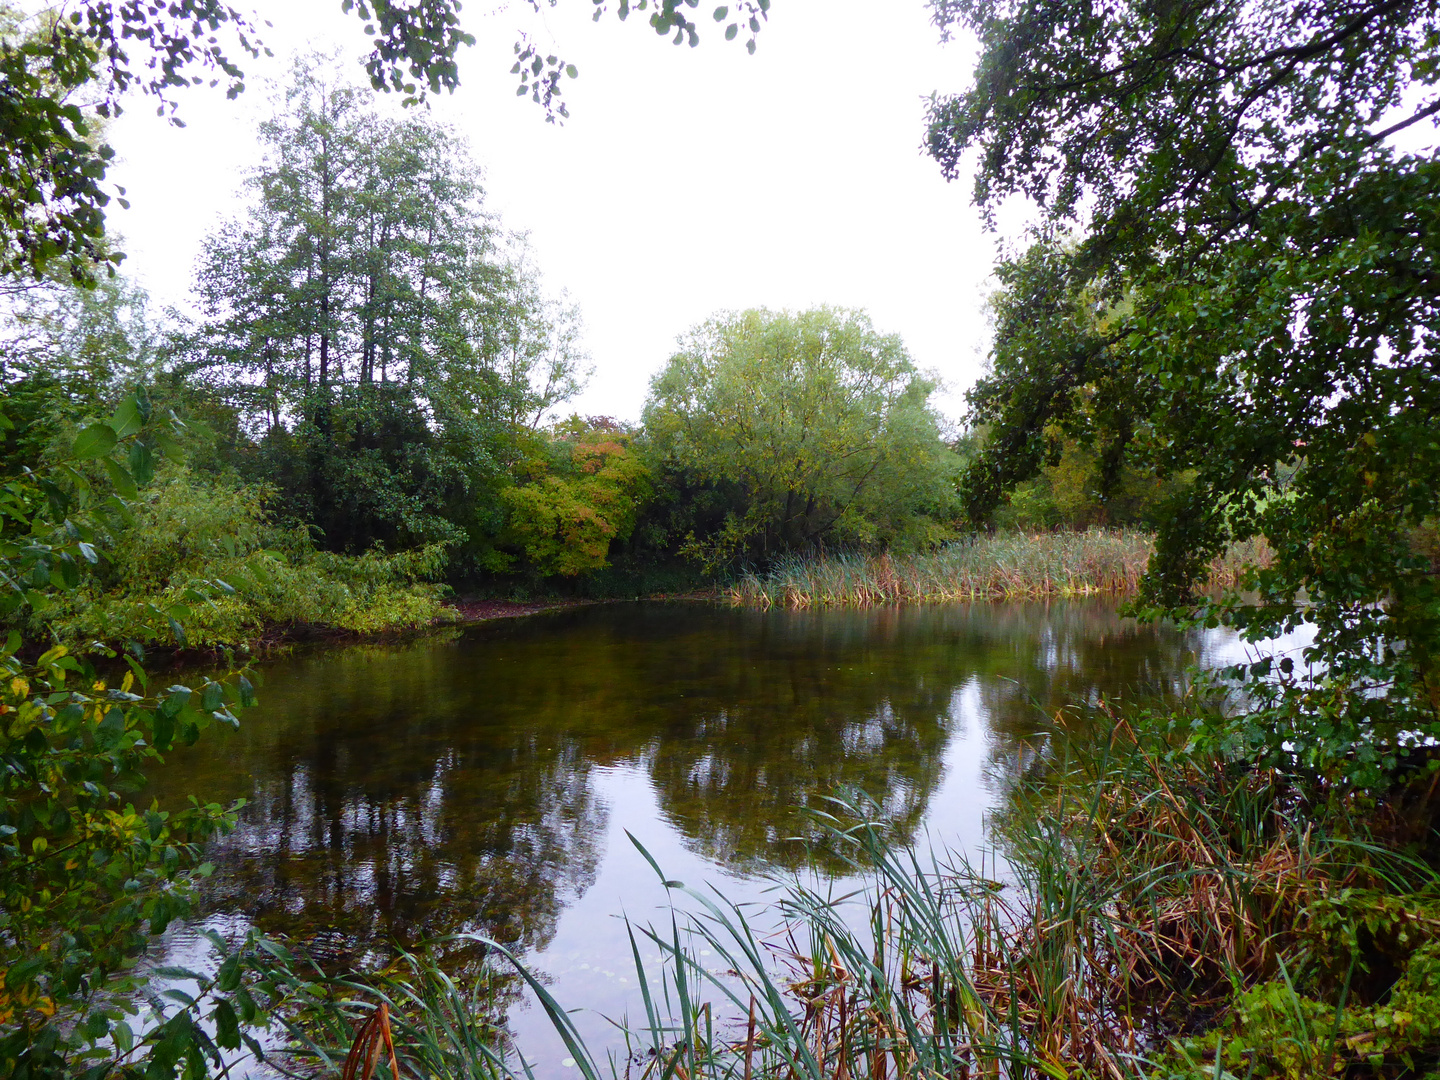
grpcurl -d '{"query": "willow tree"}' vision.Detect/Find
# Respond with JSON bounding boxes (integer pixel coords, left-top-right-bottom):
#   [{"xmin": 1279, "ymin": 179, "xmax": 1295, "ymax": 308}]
[{"xmin": 644, "ymin": 307, "xmax": 958, "ymax": 566}]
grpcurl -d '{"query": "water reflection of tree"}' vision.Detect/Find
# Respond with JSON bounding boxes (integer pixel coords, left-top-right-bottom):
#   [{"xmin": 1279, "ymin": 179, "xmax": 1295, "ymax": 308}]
[
  {"xmin": 954, "ymin": 600, "xmax": 1204, "ymax": 793},
  {"xmin": 150, "ymin": 601, "xmax": 1204, "ymax": 951},
  {"xmin": 636, "ymin": 606, "xmax": 977, "ymax": 874},
  {"xmin": 156, "ymin": 638, "xmax": 609, "ymax": 955}
]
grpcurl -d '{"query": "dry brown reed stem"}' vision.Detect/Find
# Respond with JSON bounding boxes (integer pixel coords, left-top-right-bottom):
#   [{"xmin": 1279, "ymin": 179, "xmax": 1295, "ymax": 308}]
[
  {"xmin": 743, "ymin": 996, "xmax": 756, "ymax": 1080},
  {"xmin": 734, "ymin": 736, "xmax": 1343, "ymax": 1080},
  {"xmin": 730, "ymin": 531, "xmax": 1272, "ymax": 609},
  {"xmin": 976, "ymin": 747, "xmax": 1337, "ymax": 1075},
  {"xmin": 342, "ymin": 1002, "xmax": 401, "ymax": 1080}
]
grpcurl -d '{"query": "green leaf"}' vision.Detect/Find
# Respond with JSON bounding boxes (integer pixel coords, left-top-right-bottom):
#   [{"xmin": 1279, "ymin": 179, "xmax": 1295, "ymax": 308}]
[
  {"xmin": 98, "ymin": 707, "xmax": 125, "ymax": 738},
  {"xmin": 712, "ymin": 5, "xmax": 728, "ymax": 19},
  {"xmin": 7, "ymin": 956, "xmax": 44, "ymax": 989},
  {"xmin": 154, "ymin": 710, "xmax": 175, "ymax": 749},
  {"xmin": 161, "ymin": 686, "xmax": 192, "ymax": 716},
  {"xmin": 213, "ymin": 1000, "xmax": 241, "ymax": 1049},
  {"xmin": 128, "ymin": 441, "xmax": 155, "ymax": 485},
  {"xmin": 565, "ymin": 63, "xmax": 579, "ymax": 78},
  {"xmin": 153, "ymin": 431, "xmax": 186, "ymax": 462},
  {"xmin": 216, "ymin": 952, "xmax": 242, "ymax": 993},
  {"xmin": 56, "ymin": 554, "xmax": 79, "ymax": 589},
  {"xmin": 153, "ymin": 965, "xmax": 209, "ymax": 982},
  {"xmin": 103, "ymin": 457, "xmax": 138, "ymax": 499},
  {"xmin": 106, "ymin": 494, "xmax": 136, "ymax": 527},
  {"xmin": 72, "ymin": 423, "xmax": 117, "ymax": 460},
  {"xmin": 110, "ymin": 397, "xmax": 144, "ymax": 438}
]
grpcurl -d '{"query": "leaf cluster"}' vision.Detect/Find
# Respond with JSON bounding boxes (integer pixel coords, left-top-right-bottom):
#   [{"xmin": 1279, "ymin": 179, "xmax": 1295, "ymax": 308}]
[
  {"xmin": 939, "ymin": 0, "xmax": 1440, "ymax": 784},
  {"xmin": 499, "ymin": 419, "xmax": 654, "ymax": 576},
  {"xmin": 0, "ymin": 396, "xmax": 281, "ymax": 1079},
  {"xmin": 511, "ymin": 0, "xmax": 772, "ymax": 120}
]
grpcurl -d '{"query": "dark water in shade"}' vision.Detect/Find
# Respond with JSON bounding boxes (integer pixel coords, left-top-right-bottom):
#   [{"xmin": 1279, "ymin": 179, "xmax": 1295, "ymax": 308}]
[{"xmin": 148, "ymin": 599, "xmax": 1259, "ymax": 1073}]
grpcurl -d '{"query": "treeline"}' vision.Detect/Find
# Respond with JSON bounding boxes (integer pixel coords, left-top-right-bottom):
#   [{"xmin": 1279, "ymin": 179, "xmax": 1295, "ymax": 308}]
[{"xmin": 0, "ymin": 59, "xmax": 1184, "ymax": 650}]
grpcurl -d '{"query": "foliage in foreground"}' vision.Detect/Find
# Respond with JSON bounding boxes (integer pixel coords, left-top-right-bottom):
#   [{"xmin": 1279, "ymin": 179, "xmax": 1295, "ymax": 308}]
[
  {"xmin": 259, "ymin": 713, "xmax": 1440, "ymax": 1080},
  {"xmin": 731, "ymin": 530, "xmax": 1265, "ymax": 608},
  {"xmin": 935, "ymin": 0, "xmax": 1440, "ymax": 787},
  {"xmin": 0, "ymin": 394, "xmax": 441, "ymax": 1080},
  {"xmin": 0, "ymin": 399, "xmax": 278, "ymax": 1079}
]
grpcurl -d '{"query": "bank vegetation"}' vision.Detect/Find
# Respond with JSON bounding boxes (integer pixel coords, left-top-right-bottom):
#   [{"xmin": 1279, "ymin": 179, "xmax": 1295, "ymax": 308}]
[
  {"xmin": 6, "ymin": 0, "xmax": 1440, "ymax": 1072},
  {"xmin": 729, "ymin": 532, "xmax": 1270, "ymax": 608}
]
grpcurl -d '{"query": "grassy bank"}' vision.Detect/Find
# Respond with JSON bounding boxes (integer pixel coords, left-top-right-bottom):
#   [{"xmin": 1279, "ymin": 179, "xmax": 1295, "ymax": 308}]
[
  {"xmin": 730, "ymin": 529, "xmax": 1268, "ymax": 608},
  {"xmin": 261, "ymin": 708, "xmax": 1440, "ymax": 1080}
]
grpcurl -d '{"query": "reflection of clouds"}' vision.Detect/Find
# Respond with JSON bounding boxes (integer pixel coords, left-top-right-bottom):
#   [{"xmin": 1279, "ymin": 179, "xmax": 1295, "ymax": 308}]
[
  {"xmin": 936, "ymin": 601, "xmax": 1209, "ymax": 796},
  {"xmin": 1198, "ymin": 621, "xmax": 1319, "ymax": 684},
  {"xmin": 153, "ymin": 600, "xmax": 1228, "ymax": 971}
]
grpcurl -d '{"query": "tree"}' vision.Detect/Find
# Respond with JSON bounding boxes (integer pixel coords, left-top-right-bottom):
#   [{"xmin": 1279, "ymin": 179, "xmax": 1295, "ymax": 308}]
[
  {"xmin": 931, "ymin": 0, "xmax": 1440, "ymax": 783},
  {"xmin": 192, "ymin": 58, "xmax": 502, "ymax": 410},
  {"xmin": 190, "ymin": 58, "xmax": 588, "ymax": 555},
  {"xmin": 500, "ymin": 417, "xmax": 653, "ymax": 577},
  {"xmin": 644, "ymin": 307, "xmax": 958, "ymax": 566},
  {"xmin": 0, "ymin": 0, "xmax": 774, "ymax": 285}
]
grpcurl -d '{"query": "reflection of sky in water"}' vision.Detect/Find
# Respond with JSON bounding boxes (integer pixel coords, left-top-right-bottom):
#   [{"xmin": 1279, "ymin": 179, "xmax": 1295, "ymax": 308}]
[
  {"xmin": 509, "ymin": 685, "xmax": 1005, "ymax": 1074},
  {"xmin": 143, "ymin": 599, "xmax": 1295, "ymax": 1077},
  {"xmin": 1199, "ymin": 620, "xmax": 1318, "ymax": 672}
]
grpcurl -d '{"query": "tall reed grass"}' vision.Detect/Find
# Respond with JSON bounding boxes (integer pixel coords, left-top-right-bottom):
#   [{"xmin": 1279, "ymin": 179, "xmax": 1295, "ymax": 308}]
[
  {"xmin": 272, "ymin": 712, "xmax": 1440, "ymax": 1080},
  {"xmin": 729, "ymin": 530, "xmax": 1269, "ymax": 609}
]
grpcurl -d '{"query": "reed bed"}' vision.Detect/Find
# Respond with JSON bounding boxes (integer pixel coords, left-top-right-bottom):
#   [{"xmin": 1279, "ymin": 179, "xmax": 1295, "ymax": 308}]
[
  {"xmin": 274, "ymin": 713, "xmax": 1440, "ymax": 1080},
  {"xmin": 729, "ymin": 530, "xmax": 1269, "ymax": 609}
]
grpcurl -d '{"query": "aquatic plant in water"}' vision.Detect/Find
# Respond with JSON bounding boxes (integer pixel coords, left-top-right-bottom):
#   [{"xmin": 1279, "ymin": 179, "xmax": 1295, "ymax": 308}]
[
  {"xmin": 274, "ymin": 711, "xmax": 1440, "ymax": 1080},
  {"xmin": 729, "ymin": 531, "xmax": 1268, "ymax": 609}
]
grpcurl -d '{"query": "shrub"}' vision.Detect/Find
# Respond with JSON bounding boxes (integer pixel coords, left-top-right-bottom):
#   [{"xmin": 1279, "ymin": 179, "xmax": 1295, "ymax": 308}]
[{"xmin": 34, "ymin": 466, "xmax": 451, "ymax": 649}]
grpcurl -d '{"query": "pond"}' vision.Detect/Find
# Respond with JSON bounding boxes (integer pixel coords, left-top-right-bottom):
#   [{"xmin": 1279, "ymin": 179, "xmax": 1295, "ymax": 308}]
[{"xmin": 150, "ymin": 599, "xmax": 1256, "ymax": 1074}]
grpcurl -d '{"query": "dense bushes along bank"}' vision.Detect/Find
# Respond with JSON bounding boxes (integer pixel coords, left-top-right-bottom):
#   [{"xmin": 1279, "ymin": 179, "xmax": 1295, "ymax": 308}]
[
  {"xmin": 731, "ymin": 530, "xmax": 1269, "ymax": 608},
  {"xmin": 43, "ymin": 521, "xmax": 1247, "ymax": 655}
]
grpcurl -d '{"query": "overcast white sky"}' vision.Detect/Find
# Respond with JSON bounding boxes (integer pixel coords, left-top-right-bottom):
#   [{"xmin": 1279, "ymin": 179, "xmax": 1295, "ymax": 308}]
[{"xmin": 107, "ymin": 0, "xmax": 1004, "ymax": 422}]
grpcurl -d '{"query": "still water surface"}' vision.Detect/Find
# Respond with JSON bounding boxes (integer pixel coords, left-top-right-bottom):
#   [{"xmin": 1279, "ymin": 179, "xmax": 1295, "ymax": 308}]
[{"xmin": 152, "ymin": 599, "xmax": 1254, "ymax": 1071}]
